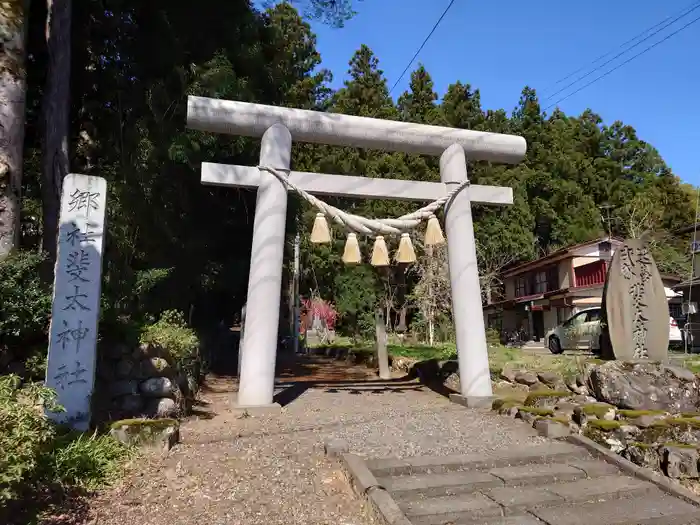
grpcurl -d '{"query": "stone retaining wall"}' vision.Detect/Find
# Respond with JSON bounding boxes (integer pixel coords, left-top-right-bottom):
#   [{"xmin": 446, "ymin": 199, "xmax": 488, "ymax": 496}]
[{"xmin": 93, "ymin": 342, "xmax": 199, "ymax": 422}]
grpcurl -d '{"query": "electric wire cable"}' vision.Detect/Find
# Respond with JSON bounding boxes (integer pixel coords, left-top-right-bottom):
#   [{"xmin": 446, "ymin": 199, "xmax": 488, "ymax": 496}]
[
  {"xmin": 543, "ymin": 2, "xmax": 700, "ymax": 103},
  {"xmin": 389, "ymin": 0, "xmax": 456, "ymax": 94},
  {"xmin": 545, "ymin": 13, "xmax": 700, "ymax": 110},
  {"xmin": 541, "ymin": 0, "xmax": 700, "ymax": 95}
]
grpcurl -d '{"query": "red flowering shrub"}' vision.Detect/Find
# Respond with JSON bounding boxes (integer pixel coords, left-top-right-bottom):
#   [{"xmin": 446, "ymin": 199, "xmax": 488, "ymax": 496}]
[{"xmin": 301, "ymin": 297, "xmax": 338, "ymax": 331}]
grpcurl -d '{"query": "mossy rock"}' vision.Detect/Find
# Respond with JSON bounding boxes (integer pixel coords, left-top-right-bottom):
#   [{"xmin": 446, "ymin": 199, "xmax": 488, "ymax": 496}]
[
  {"xmin": 629, "ymin": 441, "xmax": 656, "ymax": 449},
  {"xmin": 109, "ymin": 417, "xmax": 180, "ymax": 449},
  {"xmin": 524, "ymin": 390, "xmax": 571, "ymax": 407},
  {"xmin": 581, "ymin": 403, "xmax": 615, "ymax": 417},
  {"xmin": 517, "ymin": 406, "xmax": 555, "ymax": 417},
  {"xmin": 109, "ymin": 417, "xmax": 177, "ymax": 431},
  {"xmin": 656, "ymin": 418, "xmax": 700, "ymax": 429},
  {"xmin": 492, "ymin": 397, "xmax": 519, "ymax": 411},
  {"xmin": 617, "ymin": 409, "xmax": 666, "ymax": 418},
  {"xmin": 662, "ymin": 442, "xmax": 699, "ymax": 449},
  {"xmin": 587, "ymin": 419, "xmax": 623, "ymax": 431}
]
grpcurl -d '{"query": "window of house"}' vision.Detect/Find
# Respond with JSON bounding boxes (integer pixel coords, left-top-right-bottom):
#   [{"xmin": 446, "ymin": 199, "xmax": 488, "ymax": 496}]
[
  {"xmin": 534, "ymin": 271, "xmax": 548, "ymax": 293},
  {"xmin": 515, "ymin": 276, "xmax": 527, "ymax": 297},
  {"xmin": 547, "ymin": 266, "xmax": 559, "ymax": 291}
]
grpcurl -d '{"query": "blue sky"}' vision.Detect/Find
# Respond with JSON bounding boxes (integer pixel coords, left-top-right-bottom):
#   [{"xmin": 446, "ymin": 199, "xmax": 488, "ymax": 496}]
[{"xmin": 289, "ymin": 1, "xmax": 700, "ymax": 185}]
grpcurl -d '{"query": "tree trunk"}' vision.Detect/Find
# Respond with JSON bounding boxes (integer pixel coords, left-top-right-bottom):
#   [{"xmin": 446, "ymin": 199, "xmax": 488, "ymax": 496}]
[
  {"xmin": 40, "ymin": 0, "xmax": 72, "ymax": 265},
  {"xmin": 0, "ymin": 0, "xmax": 30, "ymax": 258}
]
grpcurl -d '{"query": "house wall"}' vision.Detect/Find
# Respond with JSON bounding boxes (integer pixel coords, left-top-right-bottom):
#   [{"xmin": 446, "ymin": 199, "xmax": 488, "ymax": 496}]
[
  {"xmin": 490, "ymin": 239, "xmax": 682, "ymax": 342},
  {"xmin": 559, "ymin": 259, "xmax": 572, "ymax": 289},
  {"xmin": 505, "ymin": 279, "xmax": 515, "ymax": 301},
  {"xmin": 543, "ymin": 309, "xmax": 557, "ymax": 332}
]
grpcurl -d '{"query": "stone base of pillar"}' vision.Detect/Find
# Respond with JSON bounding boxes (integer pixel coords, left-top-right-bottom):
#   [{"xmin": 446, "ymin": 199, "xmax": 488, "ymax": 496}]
[
  {"xmin": 449, "ymin": 393, "xmax": 494, "ymax": 409},
  {"xmin": 232, "ymin": 402, "xmax": 282, "ymax": 416}
]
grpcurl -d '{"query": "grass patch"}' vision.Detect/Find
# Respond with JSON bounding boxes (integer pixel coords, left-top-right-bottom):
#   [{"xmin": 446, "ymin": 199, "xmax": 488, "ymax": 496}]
[
  {"xmin": 385, "ymin": 343, "xmax": 455, "ymax": 361},
  {"xmin": 653, "ymin": 418, "xmax": 700, "ymax": 429},
  {"xmin": 487, "ymin": 345, "xmax": 594, "ymax": 382},
  {"xmin": 587, "ymin": 419, "xmax": 623, "ymax": 430},
  {"xmin": 309, "ymin": 340, "xmax": 456, "ymax": 362},
  {"xmin": 311, "ymin": 339, "xmax": 601, "ymax": 385},
  {"xmin": 581, "ymin": 403, "xmax": 615, "ymax": 417},
  {"xmin": 44, "ymin": 431, "xmax": 130, "ymax": 491},
  {"xmin": 662, "ymin": 442, "xmax": 699, "ymax": 449},
  {"xmin": 524, "ymin": 391, "xmax": 570, "ymax": 406},
  {"xmin": 629, "ymin": 441, "xmax": 656, "ymax": 449},
  {"xmin": 617, "ymin": 409, "xmax": 666, "ymax": 418}
]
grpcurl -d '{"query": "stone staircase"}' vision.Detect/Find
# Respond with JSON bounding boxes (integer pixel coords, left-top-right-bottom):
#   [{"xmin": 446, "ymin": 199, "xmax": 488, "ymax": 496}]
[{"xmin": 344, "ymin": 442, "xmax": 700, "ymax": 525}]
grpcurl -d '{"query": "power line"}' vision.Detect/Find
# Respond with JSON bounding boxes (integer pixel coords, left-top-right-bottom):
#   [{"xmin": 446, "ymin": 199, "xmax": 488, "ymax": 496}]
[
  {"xmin": 543, "ymin": 2, "xmax": 700, "ymax": 103},
  {"xmin": 545, "ymin": 13, "xmax": 700, "ymax": 110},
  {"xmin": 541, "ymin": 0, "xmax": 700, "ymax": 95},
  {"xmin": 389, "ymin": 0, "xmax": 456, "ymax": 95}
]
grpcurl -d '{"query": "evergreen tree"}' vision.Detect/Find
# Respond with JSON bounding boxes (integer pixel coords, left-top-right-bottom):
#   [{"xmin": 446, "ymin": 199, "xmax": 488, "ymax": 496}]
[
  {"xmin": 397, "ymin": 64, "xmax": 438, "ymax": 124},
  {"xmin": 439, "ymin": 82, "xmax": 485, "ymax": 131}
]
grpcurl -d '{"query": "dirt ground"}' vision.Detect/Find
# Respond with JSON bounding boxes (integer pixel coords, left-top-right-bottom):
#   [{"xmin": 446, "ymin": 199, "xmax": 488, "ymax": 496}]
[
  {"xmin": 44, "ymin": 355, "xmax": 378, "ymax": 525},
  {"xmin": 37, "ymin": 353, "xmax": 544, "ymax": 525}
]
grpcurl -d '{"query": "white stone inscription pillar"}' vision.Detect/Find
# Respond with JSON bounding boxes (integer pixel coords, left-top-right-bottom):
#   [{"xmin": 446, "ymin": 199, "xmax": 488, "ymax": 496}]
[
  {"xmin": 237, "ymin": 124, "xmax": 291, "ymax": 407},
  {"xmin": 45, "ymin": 174, "xmax": 107, "ymax": 430},
  {"xmin": 440, "ymin": 145, "xmax": 493, "ymax": 403}
]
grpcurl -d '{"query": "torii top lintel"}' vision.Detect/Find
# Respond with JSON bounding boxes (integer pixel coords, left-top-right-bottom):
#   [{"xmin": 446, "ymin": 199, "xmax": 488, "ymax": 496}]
[{"xmin": 187, "ymin": 96, "xmax": 527, "ymax": 163}]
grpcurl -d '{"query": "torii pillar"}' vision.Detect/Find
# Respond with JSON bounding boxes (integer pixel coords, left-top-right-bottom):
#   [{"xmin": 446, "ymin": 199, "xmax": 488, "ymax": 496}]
[{"xmin": 187, "ymin": 97, "xmax": 527, "ymax": 408}]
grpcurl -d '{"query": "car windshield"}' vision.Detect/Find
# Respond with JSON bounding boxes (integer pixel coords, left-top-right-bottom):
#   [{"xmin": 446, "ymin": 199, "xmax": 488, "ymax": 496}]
[{"xmin": 564, "ymin": 309, "xmax": 600, "ymax": 326}]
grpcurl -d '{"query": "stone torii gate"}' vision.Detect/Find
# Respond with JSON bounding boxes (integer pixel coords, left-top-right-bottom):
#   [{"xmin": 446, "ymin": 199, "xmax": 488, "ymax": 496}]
[{"xmin": 186, "ymin": 96, "xmax": 527, "ymax": 408}]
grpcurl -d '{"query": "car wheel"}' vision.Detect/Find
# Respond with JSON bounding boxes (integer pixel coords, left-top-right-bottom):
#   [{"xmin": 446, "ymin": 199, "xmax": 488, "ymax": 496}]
[{"xmin": 549, "ymin": 336, "xmax": 563, "ymax": 354}]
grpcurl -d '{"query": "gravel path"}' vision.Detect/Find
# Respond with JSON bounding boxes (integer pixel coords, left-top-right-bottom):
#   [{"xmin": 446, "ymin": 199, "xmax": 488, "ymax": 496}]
[{"xmin": 83, "ymin": 356, "xmax": 546, "ymax": 525}]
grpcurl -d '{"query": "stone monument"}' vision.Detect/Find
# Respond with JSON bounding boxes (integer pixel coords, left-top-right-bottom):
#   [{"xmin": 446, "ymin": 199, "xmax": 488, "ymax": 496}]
[
  {"xmin": 45, "ymin": 174, "xmax": 107, "ymax": 430},
  {"xmin": 186, "ymin": 97, "xmax": 527, "ymax": 408},
  {"xmin": 603, "ymin": 238, "xmax": 669, "ymax": 361}
]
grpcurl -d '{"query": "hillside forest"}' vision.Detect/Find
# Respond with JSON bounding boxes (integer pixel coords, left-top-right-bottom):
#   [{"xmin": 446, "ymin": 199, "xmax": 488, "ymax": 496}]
[{"xmin": 1, "ymin": 0, "xmax": 696, "ymax": 370}]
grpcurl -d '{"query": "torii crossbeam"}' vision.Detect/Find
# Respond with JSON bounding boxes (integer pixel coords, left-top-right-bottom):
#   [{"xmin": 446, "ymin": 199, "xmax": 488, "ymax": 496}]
[{"xmin": 187, "ymin": 96, "xmax": 527, "ymax": 408}]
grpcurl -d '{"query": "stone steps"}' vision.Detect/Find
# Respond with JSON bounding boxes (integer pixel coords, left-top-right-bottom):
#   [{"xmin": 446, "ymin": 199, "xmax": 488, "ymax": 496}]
[{"xmin": 349, "ymin": 442, "xmax": 700, "ymax": 525}]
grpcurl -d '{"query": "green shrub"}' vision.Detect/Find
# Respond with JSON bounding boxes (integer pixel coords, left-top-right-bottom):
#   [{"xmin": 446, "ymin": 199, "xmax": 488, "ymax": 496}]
[
  {"xmin": 0, "ymin": 376, "xmax": 60, "ymax": 503},
  {"xmin": 0, "ymin": 252, "xmax": 52, "ymax": 366},
  {"xmin": 140, "ymin": 310, "xmax": 200, "ymax": 373},
  {"xmin": 0, "ymin": 376, "xmax": 130, "ymax": 508},
  {"xmin": 485, "ymin": 327, "xmax": 501, "ymax": 346},
  {"xmin": 44, "ymin": 432, "xmax": 128, "ymax": 490}
]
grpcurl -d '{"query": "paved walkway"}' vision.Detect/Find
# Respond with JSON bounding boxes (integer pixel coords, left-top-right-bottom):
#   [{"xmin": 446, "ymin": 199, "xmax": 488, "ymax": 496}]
[{"xmin": 83, "ymin": 355, "xmax": 699, "ymax": 525}]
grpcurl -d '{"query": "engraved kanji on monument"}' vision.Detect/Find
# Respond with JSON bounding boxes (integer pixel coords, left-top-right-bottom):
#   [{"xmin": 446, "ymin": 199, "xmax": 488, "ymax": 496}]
[
  {"xmin": 45, "ymin": 174, "xmax": 107, "ymax": 430},
  {"xmin": 604, "ymin": 238, "xmax": 669, "ymax": 361}
]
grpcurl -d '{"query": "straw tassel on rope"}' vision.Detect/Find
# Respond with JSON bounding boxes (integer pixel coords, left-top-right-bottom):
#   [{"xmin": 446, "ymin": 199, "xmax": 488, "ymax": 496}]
[
  {"xmin": 371, "ymin": 236, "xmax": 390, "ymax": 267},
  {"xmin": 395, "ymin": 233, "xmax": 416, "ymax": 264},
  {"xmin": 342, "ymin": 233, "xmax": 362, "ymax": 264},
  {"xmin": 424, "ymin": 214, "xmax": 445, "ymax": 246},
  {"xmin": 310, "ymin": 213, "xmax": 331, "ymax": 244}
]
